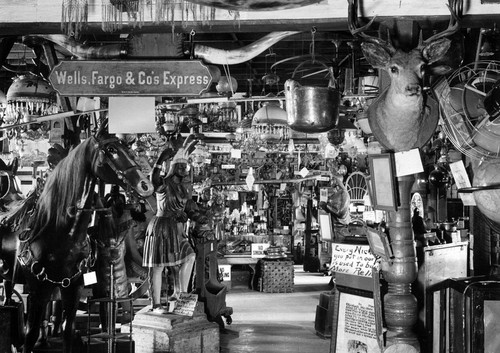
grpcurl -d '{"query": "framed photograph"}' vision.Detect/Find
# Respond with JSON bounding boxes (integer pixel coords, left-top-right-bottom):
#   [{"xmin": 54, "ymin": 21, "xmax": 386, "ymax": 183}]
[
  {"xmin": 368, "ymin": 153, "xmax": 399, "ymax": 211},
  {"xmin": 365, "ymin": 226, "xmax": 394, "ymax": 260}
]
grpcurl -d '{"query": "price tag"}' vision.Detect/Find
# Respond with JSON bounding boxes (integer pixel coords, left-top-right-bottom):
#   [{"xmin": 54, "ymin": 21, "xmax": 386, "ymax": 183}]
[
  {"xmin": 320, "ymin": 188, "xmax": 328, "ymax": 202},
  {"xmin": 394, "ymin": 148, "xmax": 423, "ymax": 177},
  {"xmin": 83, "ymin": 271, "xmax": 97, "ymax": 286},
  {"xmin": 299, "ymin": 167, "xmax": 309, "ymax": 178},
  {"xmin": 221, "ymin": 164, "xmax": 235, "ymax": 169},
  {"xmin": 230, "ymin": 149, "xmax": 242, "ymax": 159}
]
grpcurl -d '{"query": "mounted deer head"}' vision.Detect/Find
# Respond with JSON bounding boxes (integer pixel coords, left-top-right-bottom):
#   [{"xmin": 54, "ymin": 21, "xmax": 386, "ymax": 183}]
[{"xmin": 348, "ymin": 0, "xmax": 462, "ymax": 152}]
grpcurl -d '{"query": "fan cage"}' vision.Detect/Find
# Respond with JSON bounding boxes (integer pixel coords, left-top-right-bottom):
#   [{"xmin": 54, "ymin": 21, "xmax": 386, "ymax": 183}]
[{"xmin": 434, "ymin": 60, "xmax": 500, "ymax": 161}]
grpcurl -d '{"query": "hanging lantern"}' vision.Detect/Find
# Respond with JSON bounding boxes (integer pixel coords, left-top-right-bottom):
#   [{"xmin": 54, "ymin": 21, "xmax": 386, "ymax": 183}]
[{"xmin": 5, "ymin": 74, "xmax": 59, "ymax": 125}]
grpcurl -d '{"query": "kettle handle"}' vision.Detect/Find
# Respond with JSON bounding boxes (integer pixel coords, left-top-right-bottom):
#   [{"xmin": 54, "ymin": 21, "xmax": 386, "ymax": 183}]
[{"xmin": 285, "ymin": 79, "xmax": 300, "ymax": 93}]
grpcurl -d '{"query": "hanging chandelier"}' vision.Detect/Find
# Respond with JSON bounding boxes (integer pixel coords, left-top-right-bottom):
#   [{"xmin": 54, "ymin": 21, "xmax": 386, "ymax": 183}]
[
  {"xmin": 251, "ymin": 100, "xmax": 290, "ymax": 141},
  {"xmin": 5, "ymin": 74, "xmax": 59, "ymax": 126}
]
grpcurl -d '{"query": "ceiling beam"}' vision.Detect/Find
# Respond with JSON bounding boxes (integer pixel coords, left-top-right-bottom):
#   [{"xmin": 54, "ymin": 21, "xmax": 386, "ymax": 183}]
[{"xmin": 0, "ymin": 1, "xmax": 500, "ymax": 36}]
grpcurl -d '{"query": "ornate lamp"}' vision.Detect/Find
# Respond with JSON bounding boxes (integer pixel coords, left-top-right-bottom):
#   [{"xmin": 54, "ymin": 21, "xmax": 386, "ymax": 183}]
[{"xmin": 5, "ymin": 74, "xmax": 59, "ymax": 125}]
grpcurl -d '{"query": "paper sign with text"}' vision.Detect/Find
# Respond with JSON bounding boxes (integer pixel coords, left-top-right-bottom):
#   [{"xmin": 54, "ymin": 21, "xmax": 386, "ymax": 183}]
[
  {"xmin": 335, "ymin": 292, "xmax": 379, "ymax": 353},
  {"xmin": 394, "ymin": 148, "xmax": 424, "ymax": 177},
  {"xmin": 449, "ymin": 160, "xmax": 476, "ymax": 206},
  {"xmin": 172, "ymin": 293, "xmax": 198, "ymax": 317},
  {"xmin": 330, "ymin": 244, "xmax": 377, "ymax": 277}
]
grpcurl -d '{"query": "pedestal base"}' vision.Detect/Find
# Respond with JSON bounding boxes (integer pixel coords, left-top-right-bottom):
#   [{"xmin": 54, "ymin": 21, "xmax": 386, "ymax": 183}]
[{"xmin": 129, "ymin": 305, "xmax": 220, "ymax": 353}]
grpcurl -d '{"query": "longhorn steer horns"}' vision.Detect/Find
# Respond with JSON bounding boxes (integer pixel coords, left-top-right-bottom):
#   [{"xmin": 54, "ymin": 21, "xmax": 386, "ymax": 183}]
[
  {"xmin": 32, "ymin": 32, "xmax": 300, "ymax": 65},
  {"xmin": 347, "ymin": 0, "xmax": 463, "ymax": 152}
]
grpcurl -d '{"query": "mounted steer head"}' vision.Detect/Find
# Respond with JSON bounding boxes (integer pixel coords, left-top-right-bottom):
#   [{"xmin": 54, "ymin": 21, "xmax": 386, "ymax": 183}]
[{"xmin": 348, "ymin": 0, "xmax": 462, "ymax": 152}]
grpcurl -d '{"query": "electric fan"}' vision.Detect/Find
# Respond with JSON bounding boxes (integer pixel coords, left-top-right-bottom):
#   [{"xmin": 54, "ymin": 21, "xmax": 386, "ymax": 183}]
[
  {"xmin": 434, "ymin": 60, "xmax": 500, "ymax": 161},
  {"xmin": 435, "ymin": 60, "xmax": 500, "ymax": 223}
]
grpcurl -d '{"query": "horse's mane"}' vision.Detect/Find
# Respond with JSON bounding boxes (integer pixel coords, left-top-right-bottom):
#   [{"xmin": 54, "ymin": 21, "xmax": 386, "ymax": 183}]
[{"xmin": 32, "ymin": 137, "xmax": 99, "ymax": 232}]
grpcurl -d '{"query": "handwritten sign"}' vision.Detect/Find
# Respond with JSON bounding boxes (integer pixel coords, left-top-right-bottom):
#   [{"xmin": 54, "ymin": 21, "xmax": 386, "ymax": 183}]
[
  {"xmin": 49, "ymin": 60, "xmax": 213, "ymax": 96},
  {"xmin": 330, "ymin": 244, "xmax": 377, "ymax": 277},
  {"xmin": 172, "ymin": 293, "xmax": 198, "ymax": 317}
]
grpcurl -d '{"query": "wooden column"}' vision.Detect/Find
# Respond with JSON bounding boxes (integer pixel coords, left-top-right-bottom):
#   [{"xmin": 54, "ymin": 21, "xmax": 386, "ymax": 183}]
[{"xmin": 381, "ymin": 175, "xmax": 420, "ymax": 352}]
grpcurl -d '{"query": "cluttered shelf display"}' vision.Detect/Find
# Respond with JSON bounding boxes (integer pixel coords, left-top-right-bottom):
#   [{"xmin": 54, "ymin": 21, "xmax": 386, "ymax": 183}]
[{"xmin": 217, "ymin": 191, "xmax": 293, "ymax": 258}]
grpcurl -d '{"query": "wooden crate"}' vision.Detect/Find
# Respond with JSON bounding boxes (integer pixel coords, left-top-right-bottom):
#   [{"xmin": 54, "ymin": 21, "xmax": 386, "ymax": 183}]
[{"xmin": 257, "ymin": 259, "xmax": 294, "ymax": 293}]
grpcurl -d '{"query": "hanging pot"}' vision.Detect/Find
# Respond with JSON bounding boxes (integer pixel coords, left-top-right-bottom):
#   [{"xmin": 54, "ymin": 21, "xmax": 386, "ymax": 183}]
[{"xmin": 284, "ymin": 65, "xmax": 340, "ymax": 133}]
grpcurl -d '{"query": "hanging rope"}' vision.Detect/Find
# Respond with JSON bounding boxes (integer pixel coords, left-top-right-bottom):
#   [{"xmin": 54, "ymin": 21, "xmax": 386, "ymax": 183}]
[
  {"xmin": 222, "ymin": 57, "xmax": 235, "ymax": 97},
  {"xmin": 310, "ymin": 26, "xmax": 317, "ymax": 63}
]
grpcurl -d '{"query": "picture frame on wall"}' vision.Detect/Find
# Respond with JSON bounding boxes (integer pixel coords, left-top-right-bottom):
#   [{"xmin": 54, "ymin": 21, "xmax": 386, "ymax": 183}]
[
  {"xmin": 365, "ymin": 226, "xmax": 394, "ymax": 261},
  {"xmin": 368, "ymin": 153, "xmax": 399, "ymax": 212}
]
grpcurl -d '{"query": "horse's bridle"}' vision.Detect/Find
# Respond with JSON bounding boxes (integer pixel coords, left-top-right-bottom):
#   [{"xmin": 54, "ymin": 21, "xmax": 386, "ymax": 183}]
[{"xmin": 95, "ymin": 136, "xmax": 144, "ymax": 198}]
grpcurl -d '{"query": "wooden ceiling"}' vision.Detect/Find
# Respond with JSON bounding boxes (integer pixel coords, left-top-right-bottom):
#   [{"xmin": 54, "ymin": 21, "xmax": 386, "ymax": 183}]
[{"xmin": 0, "ymin": 1, "xmax": 499, "ymax": 98}]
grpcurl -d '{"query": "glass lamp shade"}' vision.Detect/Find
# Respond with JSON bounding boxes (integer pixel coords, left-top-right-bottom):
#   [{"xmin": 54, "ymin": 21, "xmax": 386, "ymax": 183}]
[
  {"xmin": 0, "ymin": 90, "xmax": 6, "ymax": 106},
  {"xmin": 5, "ymin": 74, "xmax": 59, "ymax": 124},
  {"xmin": 216, "ymin": 76, "xmax": 238, "ymax": 95},
  {"xmin": 429, "ymin": 165, "xmax": 451, "ymax": 187},
  {"xmin": 252, "ymin": 101, "xmax": 290, "ymax": 140},
  {"xmin": 0, "ymin": 90, "xmax": 6, "ymax": 120}
]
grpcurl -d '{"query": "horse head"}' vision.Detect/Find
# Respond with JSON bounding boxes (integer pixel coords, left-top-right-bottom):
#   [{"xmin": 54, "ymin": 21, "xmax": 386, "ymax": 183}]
[
  {"xmin": 92, "ymin": 131, "xmax": 154, "ymax": 199},
  {"xmin": 0, "ymin": 157, "xmax": 23, "ymax": 205}
]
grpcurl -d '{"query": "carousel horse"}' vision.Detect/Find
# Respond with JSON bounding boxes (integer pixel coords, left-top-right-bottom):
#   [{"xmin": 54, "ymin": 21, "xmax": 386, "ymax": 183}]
[
  {"xmin": 0, "ymin": 130, "xmax": 154, "ymax": 353},
  {"xmin": 91, "ymin": 185, "xmax": 149, "ymax": 332}
]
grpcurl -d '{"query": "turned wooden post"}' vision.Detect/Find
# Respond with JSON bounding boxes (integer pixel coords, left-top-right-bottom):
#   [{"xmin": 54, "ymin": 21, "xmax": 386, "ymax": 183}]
[{"xmin": 381, "ymin": 174, "xmax": 420, "ymax": 352}]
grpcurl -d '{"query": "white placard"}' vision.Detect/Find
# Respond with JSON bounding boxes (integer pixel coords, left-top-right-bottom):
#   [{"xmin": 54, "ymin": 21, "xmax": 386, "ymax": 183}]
[
  {"xmin": 83, "ymin": 271, "xmax": 97, "ymax": 286},
  {"xmin": 335, "ymin": 293, "xmax": 379, "ymax": 353},
  {"xmin": 251, "ymin": 243, "xmax": 270, "ymax": 258},
  {"xmin": 299, "ymin": 167, "xmax": 309, "ymax": 177},
  {"xmin": 218, "ymin": 265, "xmax": 231, "ymax": 282},
  {"xmin": 394, "ymin": 148, "xmax": 424, "ymax": 177},
  {"xmin": 449, "ymin": 160, "xmax": 476, "ymax": 206},
  {"xmin": 320, "ymin": 188, "xmax": 328, "ymax": 202},
  {"xmin": 108, "ymin": 96, "xmax": 156, "ymax": 133},
  {"xmin": 230, "ymin": 149, "xmax": 242, "ymax": 159}
]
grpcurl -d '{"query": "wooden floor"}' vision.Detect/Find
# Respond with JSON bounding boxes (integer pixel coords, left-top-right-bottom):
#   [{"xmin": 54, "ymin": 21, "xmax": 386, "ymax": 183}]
[{"xmin": 219, "ymin": 265, "xmax": 332, "ymax": 353}]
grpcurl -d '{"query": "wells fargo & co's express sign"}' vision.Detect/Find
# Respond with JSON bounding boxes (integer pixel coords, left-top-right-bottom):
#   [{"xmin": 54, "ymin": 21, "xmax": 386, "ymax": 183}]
[{"xmin": 49, "ymin": 60, "xmax": 213, "ymax": 96}]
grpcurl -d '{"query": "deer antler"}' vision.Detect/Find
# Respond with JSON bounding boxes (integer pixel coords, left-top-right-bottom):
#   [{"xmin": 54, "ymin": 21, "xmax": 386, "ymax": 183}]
[
  {"xmin": 347, "ymin": 0, "xmax": 396, "ymax": 55},
  {"xmin": 421, "ymin": 0, "xmax": 462, "ymax": 46}
]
